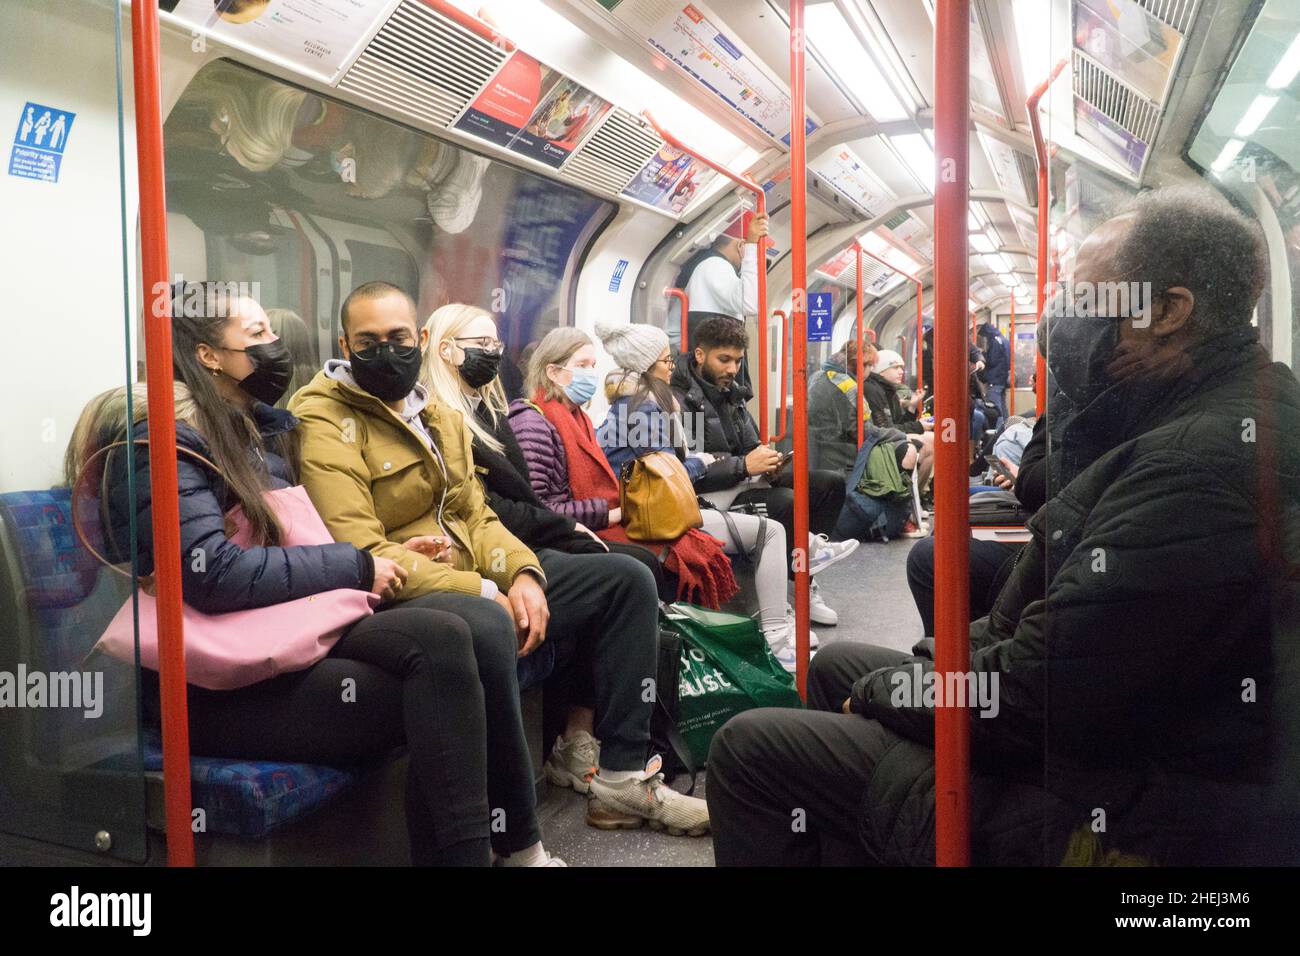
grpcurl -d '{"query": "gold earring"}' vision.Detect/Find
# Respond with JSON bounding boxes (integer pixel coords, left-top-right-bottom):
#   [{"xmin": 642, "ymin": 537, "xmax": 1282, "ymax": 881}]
[{"xmin": 211, "ymin": 367, "xmax": 221, "ymax": 378}]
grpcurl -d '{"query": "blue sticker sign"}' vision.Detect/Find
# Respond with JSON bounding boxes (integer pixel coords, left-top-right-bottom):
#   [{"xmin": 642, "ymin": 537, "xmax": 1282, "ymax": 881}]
[
  {"xmin": 10, "ymin": 102, "xmax": 75, "ymax": 183},
  {"xmin": 808, "ymin": 291, "xmax": 833, "ymax": 342},
  {"xmin": 608, "ymin": 259, "xmax": 629, "ymax": 293}
]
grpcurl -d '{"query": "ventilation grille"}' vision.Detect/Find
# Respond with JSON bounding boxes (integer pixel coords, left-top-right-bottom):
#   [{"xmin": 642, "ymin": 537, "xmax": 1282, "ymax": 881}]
[
  {"xmin": 1132, "ymin": 0, "xmax": 1196, "ymax": 35},
  {"xmin": 563, "ymin": 108, "xmax": 663, "ymax": 195},
  {"xmin": 338, "ymin": 0, "xmax": 509, "ymax": 129},
  {"xmin": 1072, "ymin": 50, "xmax": 1161, "ymax": 143},
  {"xmin": 837, "ymin": 257, "xmax": 896, "ymax": 292}
]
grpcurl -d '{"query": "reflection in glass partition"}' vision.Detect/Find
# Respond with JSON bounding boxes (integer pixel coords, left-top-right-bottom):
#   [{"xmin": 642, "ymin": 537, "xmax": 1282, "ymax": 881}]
[{"xmin": 163, "ymin": 59, "xmax": 614, "ymax": 401}]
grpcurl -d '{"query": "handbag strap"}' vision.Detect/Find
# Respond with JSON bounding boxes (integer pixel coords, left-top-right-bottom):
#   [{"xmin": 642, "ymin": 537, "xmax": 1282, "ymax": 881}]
[
  {"xmin": 70, "ymin": 438, "xmax": 225, "ymax": 581},
  {"xmin": 717, "ymin": 505, "xmax": 765, "ymax": 574}
]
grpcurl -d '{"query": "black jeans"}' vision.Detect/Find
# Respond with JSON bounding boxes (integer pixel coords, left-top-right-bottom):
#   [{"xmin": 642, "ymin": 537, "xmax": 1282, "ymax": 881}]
[
  {"xmin": 537, "ymin": 549, "xmax": 658, "ymax": 771},
  {"xmin": 733, "ymin": 466, "xmax": 847, "ymax": 574},
  {"xmin": 905, "ymin": 536, "xmax": 1020, "ymax": 636},
  {"xmin": 179, "ymin": 591, "xmax": 539, "ymax": 866},
  {"xmin": 707, "ymin": 642, "xmax": 910, "ymax": 866}
]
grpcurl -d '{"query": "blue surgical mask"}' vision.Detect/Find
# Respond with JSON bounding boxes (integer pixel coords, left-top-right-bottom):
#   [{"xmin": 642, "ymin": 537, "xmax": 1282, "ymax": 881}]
[{"xmin": 562, "ymin": 367, "xmax": 599, "ymax": 405}]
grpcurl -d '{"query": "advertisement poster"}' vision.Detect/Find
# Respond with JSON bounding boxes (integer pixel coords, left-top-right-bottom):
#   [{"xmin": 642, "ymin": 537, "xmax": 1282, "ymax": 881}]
[
  {"xmin": 1074, "ymin": 96, "xmax": 1148, "ymax": 178},
  {"xmin": 454, "ymin": 52, "xmax": 612, "ymax": 169},
  {"xmin": 623, "ymin": 2, "xmax": 813, "ymax": 144},
  {"xmin": 164, "ymin": 0, "xmax": 396, "ymax": 82},
  {"xmin": 809, "ymin": 148, "xmax": 893, "ymax": 218},
  {"xmin": 621, "ymin": 145, "xmax": 712, "ymax": 214},
  {"xmin": 1074, "ymin": 0, "xmax": 1181, "ymax": 104}
]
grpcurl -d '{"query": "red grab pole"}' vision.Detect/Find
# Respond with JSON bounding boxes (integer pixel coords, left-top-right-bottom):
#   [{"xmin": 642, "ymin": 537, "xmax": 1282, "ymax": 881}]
[
  {"xmin": 855, "ymin": 243, "xmax": 865, "ymax": 448},
  {"xmin": 771, "ymin": 309, "xmax": 790, "ymax": 443},
  {"xmin": 788, "ymin": 0, "xmax": 811, "ymax": 698},
  {"xmin": 643, "ymin": 112, "xmax": 771, "ymax": 440},
  {"xmin": 1008, "ymin": 295, "xmax": 1017, "ymax": 416},
  {"xmin": 665, "ymin": 287, "xmax": 689, "ymax": 353},
  {"xmin": 916, "ymin": 286, "xmax": 925, "ymax": 393},
  {"xmin": 1028, "ymin": 58, "xmax": 1067, "ymax": 416},
  {"xmin": 131, "ymin": 0, "xmax": 194, "ymax": 867},
  {"xmin": 933, "ymin": 0, "xmax": 972, "ymax": 867},
  {"xmin": 420, "ymin": 0, "xmax": 516, "ymax": 50}
]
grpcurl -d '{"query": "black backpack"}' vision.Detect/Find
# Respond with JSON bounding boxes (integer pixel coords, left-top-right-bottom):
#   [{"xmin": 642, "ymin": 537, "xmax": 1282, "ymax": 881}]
[{"xmin": 649, "ymin": 621, "xmax": 699, "ymax": 793}]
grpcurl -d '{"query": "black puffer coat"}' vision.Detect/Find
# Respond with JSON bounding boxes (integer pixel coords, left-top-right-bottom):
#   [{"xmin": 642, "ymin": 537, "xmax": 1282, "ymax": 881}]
[
  {"xmin": 670, "ymin": 352, "xmax": 759, "ymax": 489},
  {"xmin": 849, "ymin": 333, "xmax": 1300, "ymax": 865},
  {"xmin": 108, "ymin": 402, "xmax": 372, "ymax": 614}
]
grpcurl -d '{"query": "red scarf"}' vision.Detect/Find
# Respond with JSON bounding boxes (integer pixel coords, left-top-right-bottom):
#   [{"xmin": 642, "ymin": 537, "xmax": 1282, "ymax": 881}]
[{"xmin": 533, "ymin": 390, "xmax": 738, "ymax": 608}]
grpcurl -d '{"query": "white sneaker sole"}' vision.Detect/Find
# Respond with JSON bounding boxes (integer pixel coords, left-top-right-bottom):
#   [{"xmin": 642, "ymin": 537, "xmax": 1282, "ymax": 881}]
[
  {"xmin": 586, "ymin": 796, "xmax": 709, "ymax": 836},
  {"xmin": 809, "ymin": 539, "xmax": 860, "ymax": 576}
]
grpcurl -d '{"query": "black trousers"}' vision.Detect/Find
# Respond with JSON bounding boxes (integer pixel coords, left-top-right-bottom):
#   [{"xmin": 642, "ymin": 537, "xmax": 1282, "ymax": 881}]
[
  {"xmin": 707, "ymin": 642, "xmax": 910, "ymax": 866},
  {"xmin": 733, "ymin": 466, "xmax": 847, "ymax": 574},
  {"xmin": 179, "ymin": 591, "xmax": 538, "ymax": 866},
  {"xmin": 537, "ymin": 549, "xmax": 658, "ymax": 770},
  {"xmin": 905, "ymin": 536, "xmax": 1020, "ymax": 636}
]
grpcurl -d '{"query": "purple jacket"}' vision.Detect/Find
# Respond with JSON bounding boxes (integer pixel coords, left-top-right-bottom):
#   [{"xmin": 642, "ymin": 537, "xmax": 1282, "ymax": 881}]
[{"xmin": 507, "ymin": 399, "xmax": 611, "ymax": 530}]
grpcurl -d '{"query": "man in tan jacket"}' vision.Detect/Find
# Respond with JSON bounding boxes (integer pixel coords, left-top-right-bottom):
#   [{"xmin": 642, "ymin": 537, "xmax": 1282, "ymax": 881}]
[{"xmin": 292, "ymin": 281, "xmax": 711, "ymax": 845}]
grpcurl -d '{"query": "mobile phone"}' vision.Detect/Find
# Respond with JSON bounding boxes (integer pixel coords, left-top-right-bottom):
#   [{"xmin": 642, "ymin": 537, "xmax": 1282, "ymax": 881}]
[
  {"xmin": 985, "ymin": 455, "xmax": 1014, "ymax": 482},
  {"xmin": 779, "ymin": 450, "xmax": 795, "ymax": 468}
]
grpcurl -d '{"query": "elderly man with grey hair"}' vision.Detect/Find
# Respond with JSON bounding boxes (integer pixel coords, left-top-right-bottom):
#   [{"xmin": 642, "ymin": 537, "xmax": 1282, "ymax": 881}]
[{"xmin": 707, "ymin": 185, "xmax": 1300, "ymax": 867}]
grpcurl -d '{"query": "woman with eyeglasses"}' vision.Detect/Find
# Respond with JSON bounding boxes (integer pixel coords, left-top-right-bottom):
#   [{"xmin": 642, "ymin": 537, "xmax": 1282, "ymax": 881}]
[{"xmin": 420, "ymin": 304, "xmax": 710, "ymax": 837}]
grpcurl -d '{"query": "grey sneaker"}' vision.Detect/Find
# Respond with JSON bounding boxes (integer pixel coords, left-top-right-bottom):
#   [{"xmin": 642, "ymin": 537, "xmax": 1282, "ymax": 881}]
[
  {"xmin": 587, "ymin": 756, "xmax": 710, "ymax": 836},
  {"xmin": 543, "ymin": 731, "xmax": 600, "ymax": 794}
]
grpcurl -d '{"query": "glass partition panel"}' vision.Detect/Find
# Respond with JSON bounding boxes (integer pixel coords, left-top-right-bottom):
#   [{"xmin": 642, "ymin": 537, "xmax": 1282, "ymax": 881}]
[{"xmin": 0, "ymin": 0, "xmax": 147, "ymax": 862}]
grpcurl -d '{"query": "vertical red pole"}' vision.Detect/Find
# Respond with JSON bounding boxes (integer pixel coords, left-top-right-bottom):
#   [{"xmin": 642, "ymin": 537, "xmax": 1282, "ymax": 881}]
[
  {"xmin": 756, "ymin": 191, "xmax": 771, "ymax": 441},
  {"xmin": 772, "ymin": 310, "xmax": 789, "ymax": 442},
  {"xmin": 916, "ymin": 282, "xmax": 924, "ymax": 392},
  {"xmin": 1008, "ymin": 296, "xmax": 1016, "ymax": 417},
  {"xmin": 1029, "ymin": 60, "xmax": 1066, "ymax": 417},
  {"xmin": 666, "ymin": 288, "xmax": 689, "ymax": 353},
  {"xmin": 131, "ymin": 0, "xmax": 194, "ymax": 867},
  {"xmin": 933, "ymin": 0, "xmax": 971, "ymax": 867},
  {"xmin": 789, "ymin": 0, "xmax": 811, "ymax": 699},
  {"xmin": 855, "ymin": 243, "xmax": 865, "ymax": 448}
]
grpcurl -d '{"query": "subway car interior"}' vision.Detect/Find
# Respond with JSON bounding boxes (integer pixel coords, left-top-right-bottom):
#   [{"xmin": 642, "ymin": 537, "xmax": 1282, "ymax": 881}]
[{"xmin": 2, "ymin": 0, "xmax": 1299, "ymax": 877}]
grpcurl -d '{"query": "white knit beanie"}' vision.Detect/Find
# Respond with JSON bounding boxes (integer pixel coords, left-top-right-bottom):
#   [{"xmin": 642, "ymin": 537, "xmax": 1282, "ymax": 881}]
[
  {"xmin": 874, "ymin": 349, "xmax": 905, "ymax": 373},
  {"xmin": 594, "ymin": 320, "xmax": 670, "ymax": 374}
]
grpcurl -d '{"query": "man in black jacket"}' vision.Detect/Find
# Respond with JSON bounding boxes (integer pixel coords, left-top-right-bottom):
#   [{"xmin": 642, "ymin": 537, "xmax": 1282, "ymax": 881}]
[
  {"xmin": 671, "ymin": 316, "xmax": 858, "ymax": 626},
  {"xmin": 708, "ymin": 186, "xmax": 1300, "ymax": 865}
]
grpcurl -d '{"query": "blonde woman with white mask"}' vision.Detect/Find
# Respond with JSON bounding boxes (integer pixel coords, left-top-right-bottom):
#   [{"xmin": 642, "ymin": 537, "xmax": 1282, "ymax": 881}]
[{"xmin": 420, "ymin": 304, "xmax": 710, "ymax": 838}]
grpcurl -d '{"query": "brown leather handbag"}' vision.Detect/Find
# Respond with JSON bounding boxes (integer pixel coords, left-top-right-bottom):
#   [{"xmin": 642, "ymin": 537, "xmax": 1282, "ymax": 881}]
[{"xmin": 619, "ymin": 451, "xmax": 703, "ymax": 541}]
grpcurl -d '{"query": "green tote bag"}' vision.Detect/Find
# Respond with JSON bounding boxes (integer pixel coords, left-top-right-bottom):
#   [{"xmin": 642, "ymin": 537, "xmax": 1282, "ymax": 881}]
[{"xmin": 660, "ymin": 603, "xmax": 804, "ymax": 765}]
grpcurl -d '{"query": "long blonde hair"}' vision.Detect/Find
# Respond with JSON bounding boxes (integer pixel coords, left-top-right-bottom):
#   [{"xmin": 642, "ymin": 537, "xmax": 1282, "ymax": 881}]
[{"xmin": 420, "ymin": 303, "xmax": 510, "ymax": 454}]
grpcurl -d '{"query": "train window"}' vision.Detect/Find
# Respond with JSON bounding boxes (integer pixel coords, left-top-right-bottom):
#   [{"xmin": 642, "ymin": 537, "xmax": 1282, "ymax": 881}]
[{"xmin": 161, "ymin": 59, "xmax": 615, "ymax": 393}]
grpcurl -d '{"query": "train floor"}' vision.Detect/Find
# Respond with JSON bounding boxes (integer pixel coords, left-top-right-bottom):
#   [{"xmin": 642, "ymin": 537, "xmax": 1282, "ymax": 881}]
[{"xmin": 541, "ymin": 534, "xmax": 925, "ymax": 867}]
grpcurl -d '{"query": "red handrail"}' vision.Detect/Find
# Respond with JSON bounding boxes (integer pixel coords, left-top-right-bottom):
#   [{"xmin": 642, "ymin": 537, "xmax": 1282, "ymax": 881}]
[
  {"xmin": 420, "ymin": 0, "xmax": 516, "ymax": 51},
  {"xmin": 771, "ymin": 309, "xmax": 790, "ymax": 443},
  {"xmin": 787, "ymin": 0, "xmax": 811, "ymax": 698},
  {"xmin": 131, "ymin": 0, "xmax": 194, "ymax": 867},
  {"xmin": 856, "ymin": 244, "xmax": 866, "ymax": 448},
  {"xmin": 665, "ymin": 287, "xmax": 689, "ymax": 353},
  {"xmin": 1008, "ymin": 295, "xmax": 1016, "ymax": 417},
  {"xmin": 934, "ymin": 0, "xmax": 972, "ymax": 867},
  {"xmin": 642, "ymin": 111, "xmax": 771, "ymax": 441},
  {"xmin": 1028, "ymin": 58, "xmax": 1068, "ymax": 416}
]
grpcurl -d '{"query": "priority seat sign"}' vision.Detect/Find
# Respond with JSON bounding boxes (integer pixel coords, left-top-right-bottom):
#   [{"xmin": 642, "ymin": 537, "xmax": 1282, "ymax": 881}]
[{"xmin": 10, "ymin": 102, "xmax": 75, "ymax": 183}]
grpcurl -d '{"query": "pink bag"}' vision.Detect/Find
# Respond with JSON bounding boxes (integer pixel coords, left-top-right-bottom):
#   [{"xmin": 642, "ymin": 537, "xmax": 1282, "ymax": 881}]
[{"xmin": 90, "ymin": 484, "xmax": 377, "ymax": 691}]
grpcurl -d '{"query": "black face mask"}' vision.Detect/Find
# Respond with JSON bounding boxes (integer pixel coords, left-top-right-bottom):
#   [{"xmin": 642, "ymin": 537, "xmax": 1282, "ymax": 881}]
[
  {"xmin": 349, "ymin": 341, "xmax": 423, "ymax": 402},
  {"xmin": 457, "ymin": 347, "xmax": 502, "ymax": 389},
  {"xmin": 1046, "ymin": 310, "xmax": 1121, "ymax": 410},
  {"xmin": 232, "ymin": 339, "xmax": 294, "ymax": 406}
]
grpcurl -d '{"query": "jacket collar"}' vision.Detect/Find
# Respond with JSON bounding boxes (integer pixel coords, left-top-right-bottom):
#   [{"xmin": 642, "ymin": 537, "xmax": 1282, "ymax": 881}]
[
  {"xmin": 251, "ymin": 401, "xmax": 299, "ymax": 439},
  {"xmin": 671, "ymin": 352, "xmax": 750, "ymax": 407}
]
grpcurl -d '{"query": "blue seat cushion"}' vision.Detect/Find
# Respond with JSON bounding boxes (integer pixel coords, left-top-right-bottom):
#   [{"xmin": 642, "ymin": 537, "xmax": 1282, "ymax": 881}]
[{"xmin": 141, "ymin": 730, "xmax": 356, "ymax": 839}]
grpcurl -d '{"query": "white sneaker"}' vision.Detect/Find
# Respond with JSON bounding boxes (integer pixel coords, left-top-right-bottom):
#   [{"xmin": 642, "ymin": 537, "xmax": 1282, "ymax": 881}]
[
  {"xmin": 587, "ymin": 756, "xmax": 710, "ymax": 836},
  {"xmin": 809, "ymin": 534, "xmax": 860, "ymax": 576},
  {"xmin": 765, "ymin": 621, "xmax": 817, "ymax": 673},
  {"xmin": 781, "ymin": 604, "xmax": 820, "ymax": 647},
  {"xmin": 543, "ymin": 731, "xmax": 600, "ymax": 794},
  {"xmin": 809, "ymin": 580, "xmax": 838, "ymax": 627}
]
